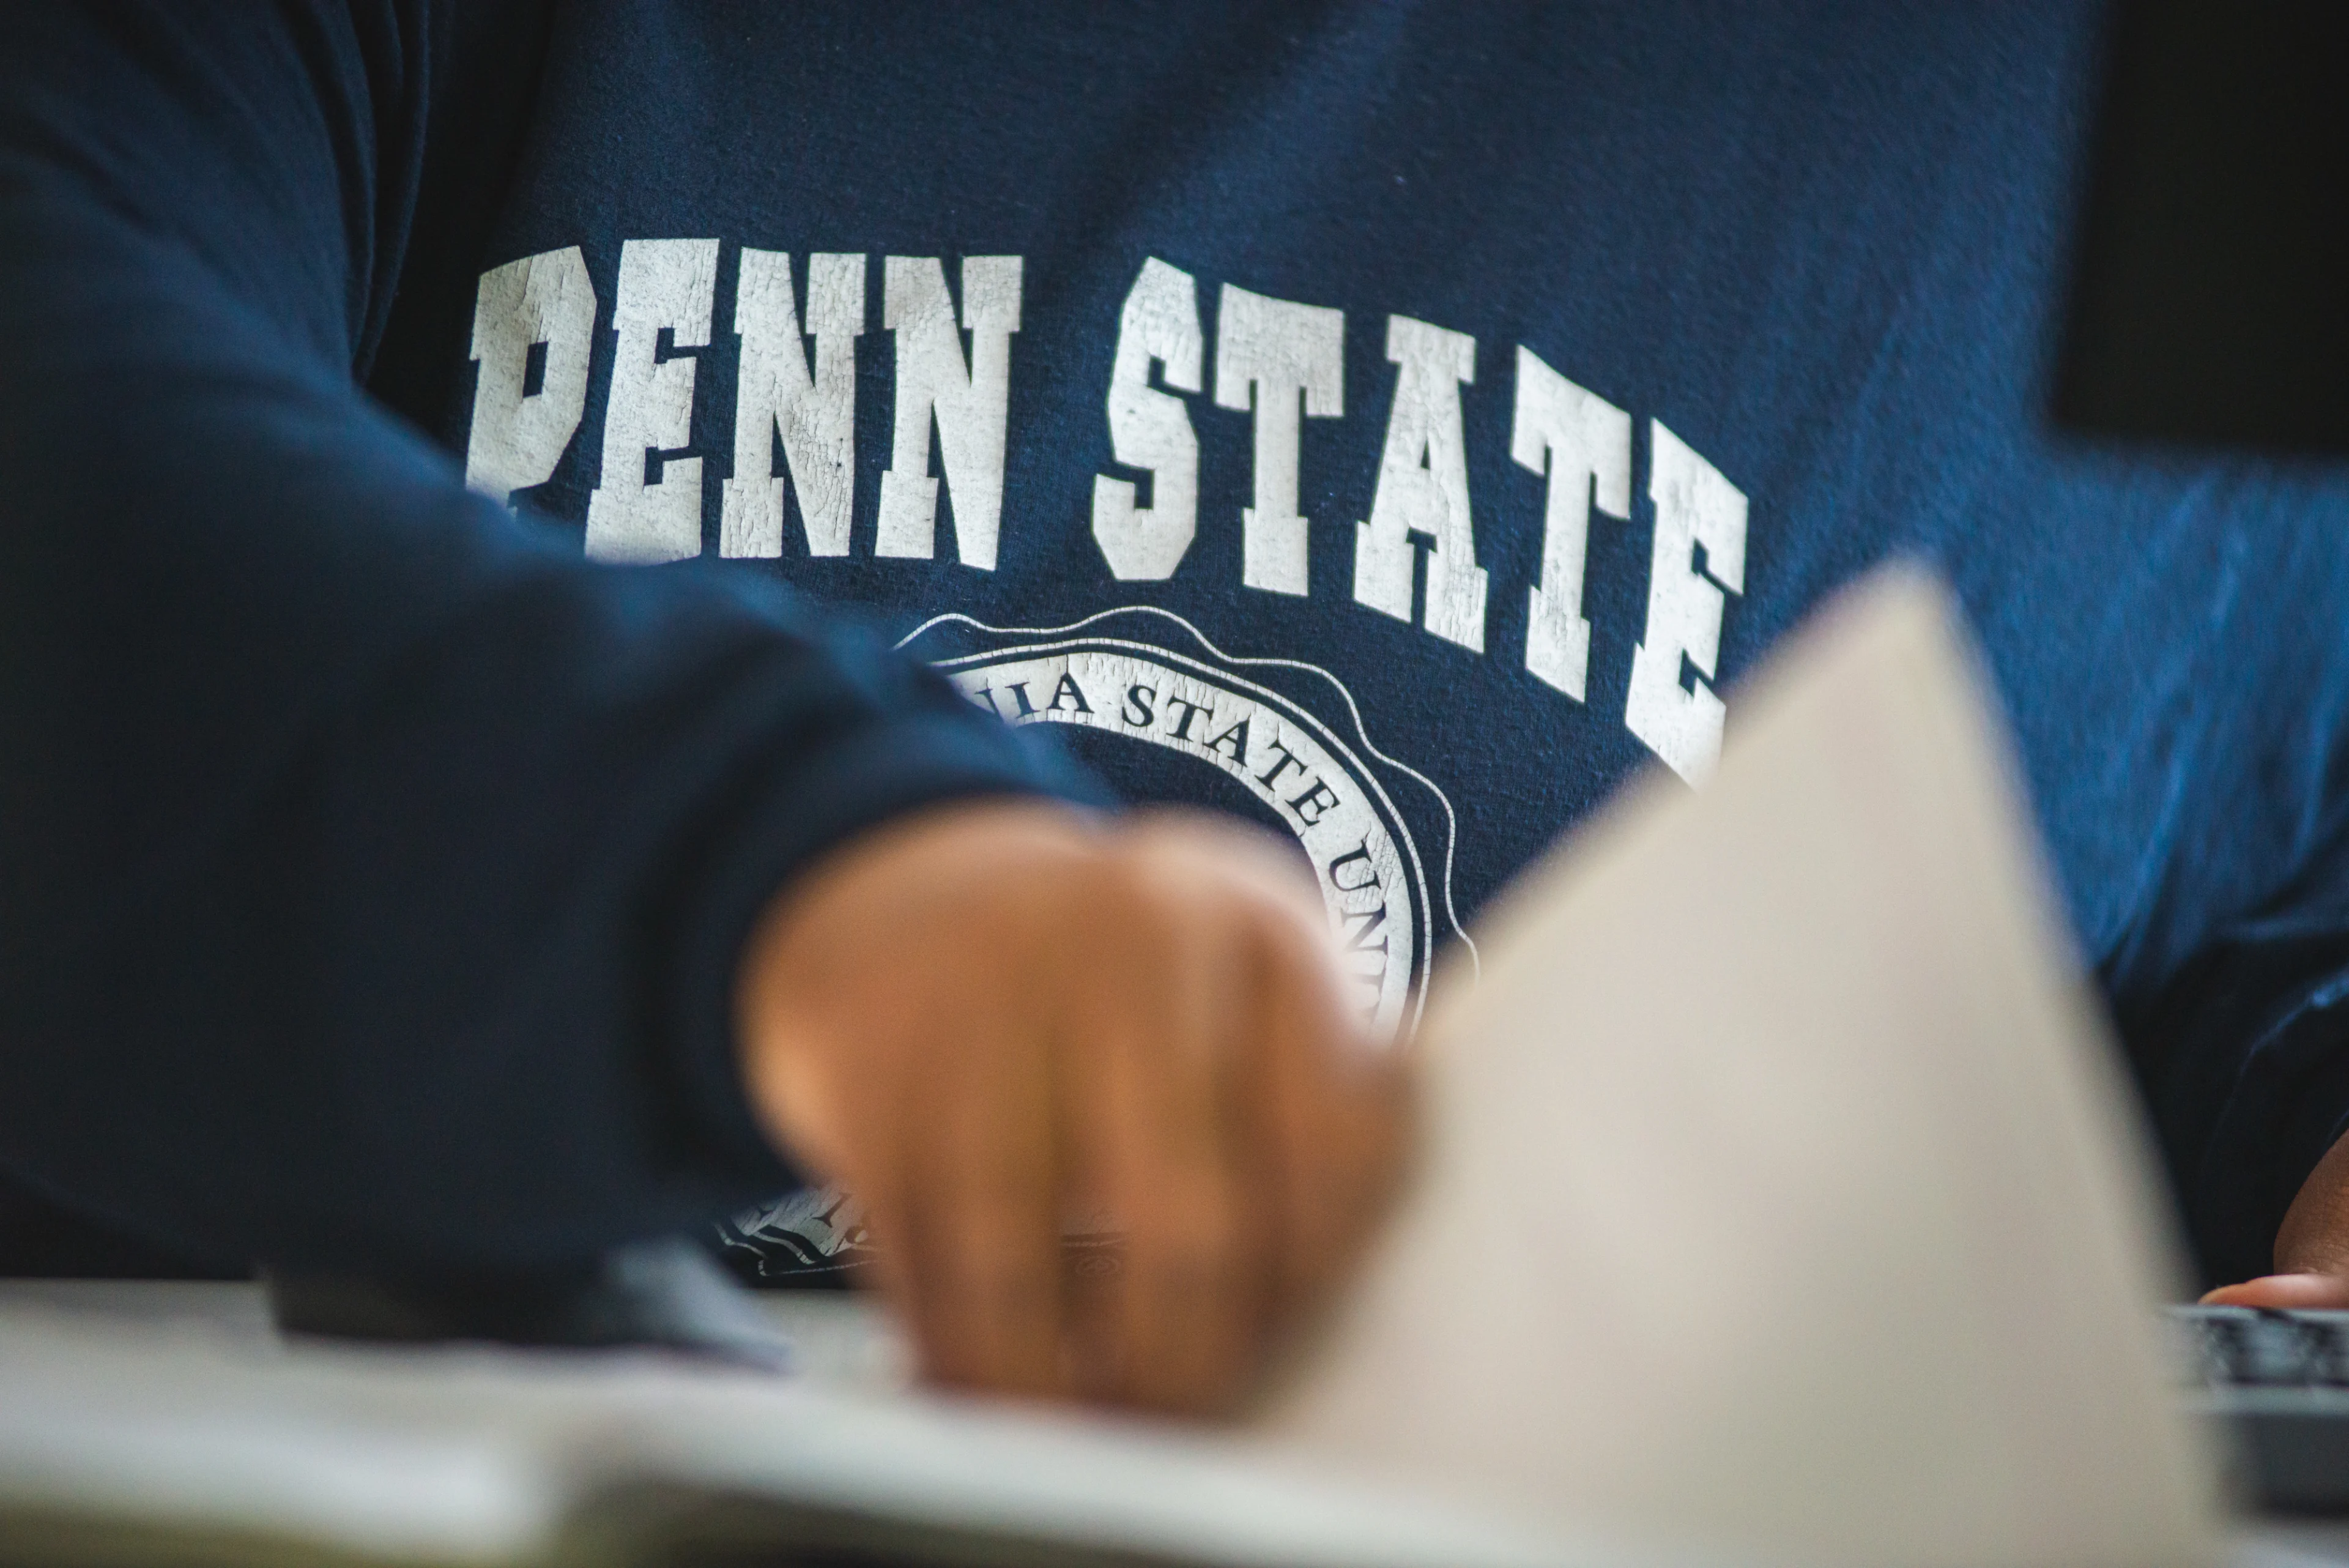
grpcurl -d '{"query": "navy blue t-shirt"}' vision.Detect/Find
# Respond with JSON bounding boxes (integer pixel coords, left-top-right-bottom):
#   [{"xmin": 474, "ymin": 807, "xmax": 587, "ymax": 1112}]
[{"xmin": 5, "ymin": 2, "xmax": 2348, "ymax": 1287}]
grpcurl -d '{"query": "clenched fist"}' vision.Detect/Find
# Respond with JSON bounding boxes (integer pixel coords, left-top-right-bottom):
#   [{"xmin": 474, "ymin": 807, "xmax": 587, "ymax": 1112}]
[{"xmin": 733, "ymin": 801, "xmax": 1409, "ymax": 1413}]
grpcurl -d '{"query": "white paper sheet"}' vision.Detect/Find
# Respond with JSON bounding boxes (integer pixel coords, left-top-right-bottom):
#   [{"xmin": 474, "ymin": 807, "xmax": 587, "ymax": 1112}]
[{"xmin": 1262, "ymin": 568, "xmax": 2222, "ymax": 1568}]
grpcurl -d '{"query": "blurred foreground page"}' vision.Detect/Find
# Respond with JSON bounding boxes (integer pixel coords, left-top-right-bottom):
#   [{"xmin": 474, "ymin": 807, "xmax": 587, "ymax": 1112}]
[{"xmin": 1260, "ymin": 567, "xmax": 2221, "ymax": 1568}]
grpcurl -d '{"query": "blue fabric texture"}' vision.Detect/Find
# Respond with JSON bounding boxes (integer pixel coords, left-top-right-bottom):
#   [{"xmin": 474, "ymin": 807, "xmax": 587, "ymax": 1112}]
[{"xmin": 4, "ymin": 1, "xmax": 2347, "ymax": 1284}]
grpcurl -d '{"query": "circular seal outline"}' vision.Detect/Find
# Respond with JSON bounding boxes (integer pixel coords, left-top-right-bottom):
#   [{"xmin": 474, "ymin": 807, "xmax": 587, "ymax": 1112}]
[
  {"xmin": 944, "ymin": 635, "xmax": 1434, "ymax": 1026},
  {"xmin": 900, "ymin": 606, "xmax": 1481, "ymax": 1009}
]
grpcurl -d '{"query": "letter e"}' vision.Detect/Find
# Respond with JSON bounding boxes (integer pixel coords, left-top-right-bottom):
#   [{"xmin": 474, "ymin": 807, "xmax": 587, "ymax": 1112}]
[{"xmin": 1625, "ymin": 420, "xmax": 1747, "ymax": 784}]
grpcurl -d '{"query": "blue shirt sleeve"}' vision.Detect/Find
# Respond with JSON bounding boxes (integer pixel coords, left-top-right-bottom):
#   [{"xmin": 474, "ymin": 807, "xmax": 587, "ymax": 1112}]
[
  {"xmin": 0, "ymin": 2, "xmax": 1092, "ymax": 1273},
  {"xmin": 2117, "ymin": 832, "xmax": 2349, "ymax": 1288}
]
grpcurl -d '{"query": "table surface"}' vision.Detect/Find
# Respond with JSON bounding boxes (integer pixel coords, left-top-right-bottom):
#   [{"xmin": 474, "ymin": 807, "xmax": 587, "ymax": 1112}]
[{"xmin": 5, "ymin": 1279, "xmax": 2348, "ymax": 1568}]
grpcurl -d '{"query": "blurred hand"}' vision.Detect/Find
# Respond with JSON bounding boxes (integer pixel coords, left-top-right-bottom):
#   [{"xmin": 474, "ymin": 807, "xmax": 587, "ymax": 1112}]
[
  {"xmin": 2200, "ymin": 1128, "xmax": 2349, "ymax": 1309},
  {"xmin": 733, "ymin": 800, "xmax": 1409, "ymax": 1413}
]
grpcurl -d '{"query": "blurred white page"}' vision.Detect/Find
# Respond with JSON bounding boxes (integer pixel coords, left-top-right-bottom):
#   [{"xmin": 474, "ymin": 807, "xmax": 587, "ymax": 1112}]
[
  {"xmin": 1261, "ymin": 568, "xmax": 2221, "ymax": 1568},
  {"xmin": 0, "ymin": 1287, "xmax": 1593, "ymax": 1568}
]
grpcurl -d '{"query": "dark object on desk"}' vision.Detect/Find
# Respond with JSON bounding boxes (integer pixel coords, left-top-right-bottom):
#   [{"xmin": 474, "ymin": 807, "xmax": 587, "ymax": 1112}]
[
  {"xmin": 2055, "ymin": 2, "xmax": 2349, "ymax": 452},
  {"xmin": 713, "ymin": 1186, "xmax": 1129, "ymax": 1299},
  {"xmin": 267, "ymin": 1234, "xmax": 795, "ymax": 1371},
  {"xmin": 714, "ymin": 1187, "xmax": 874, "ymax": 1289},
  {"xmin": 2175, "ymin": 1306, "xmax": 2349, "ymax": 1514}
]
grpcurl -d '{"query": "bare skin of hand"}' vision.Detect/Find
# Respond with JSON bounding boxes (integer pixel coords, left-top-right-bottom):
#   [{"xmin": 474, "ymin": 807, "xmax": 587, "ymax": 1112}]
[
  {"xmin": 2201, "ymin": 1128, "xmax": 2349, "ymax": 1309},
  {"xmin": 733, "ymin": 800, "xmax": 1409, "ymax": 1414}
]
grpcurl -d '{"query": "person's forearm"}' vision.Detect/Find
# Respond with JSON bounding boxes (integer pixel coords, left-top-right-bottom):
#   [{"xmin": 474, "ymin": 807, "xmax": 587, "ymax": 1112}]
[{"xmin": 0, "ymin": 3, "xmax": 1085, "ymax": 1273}]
